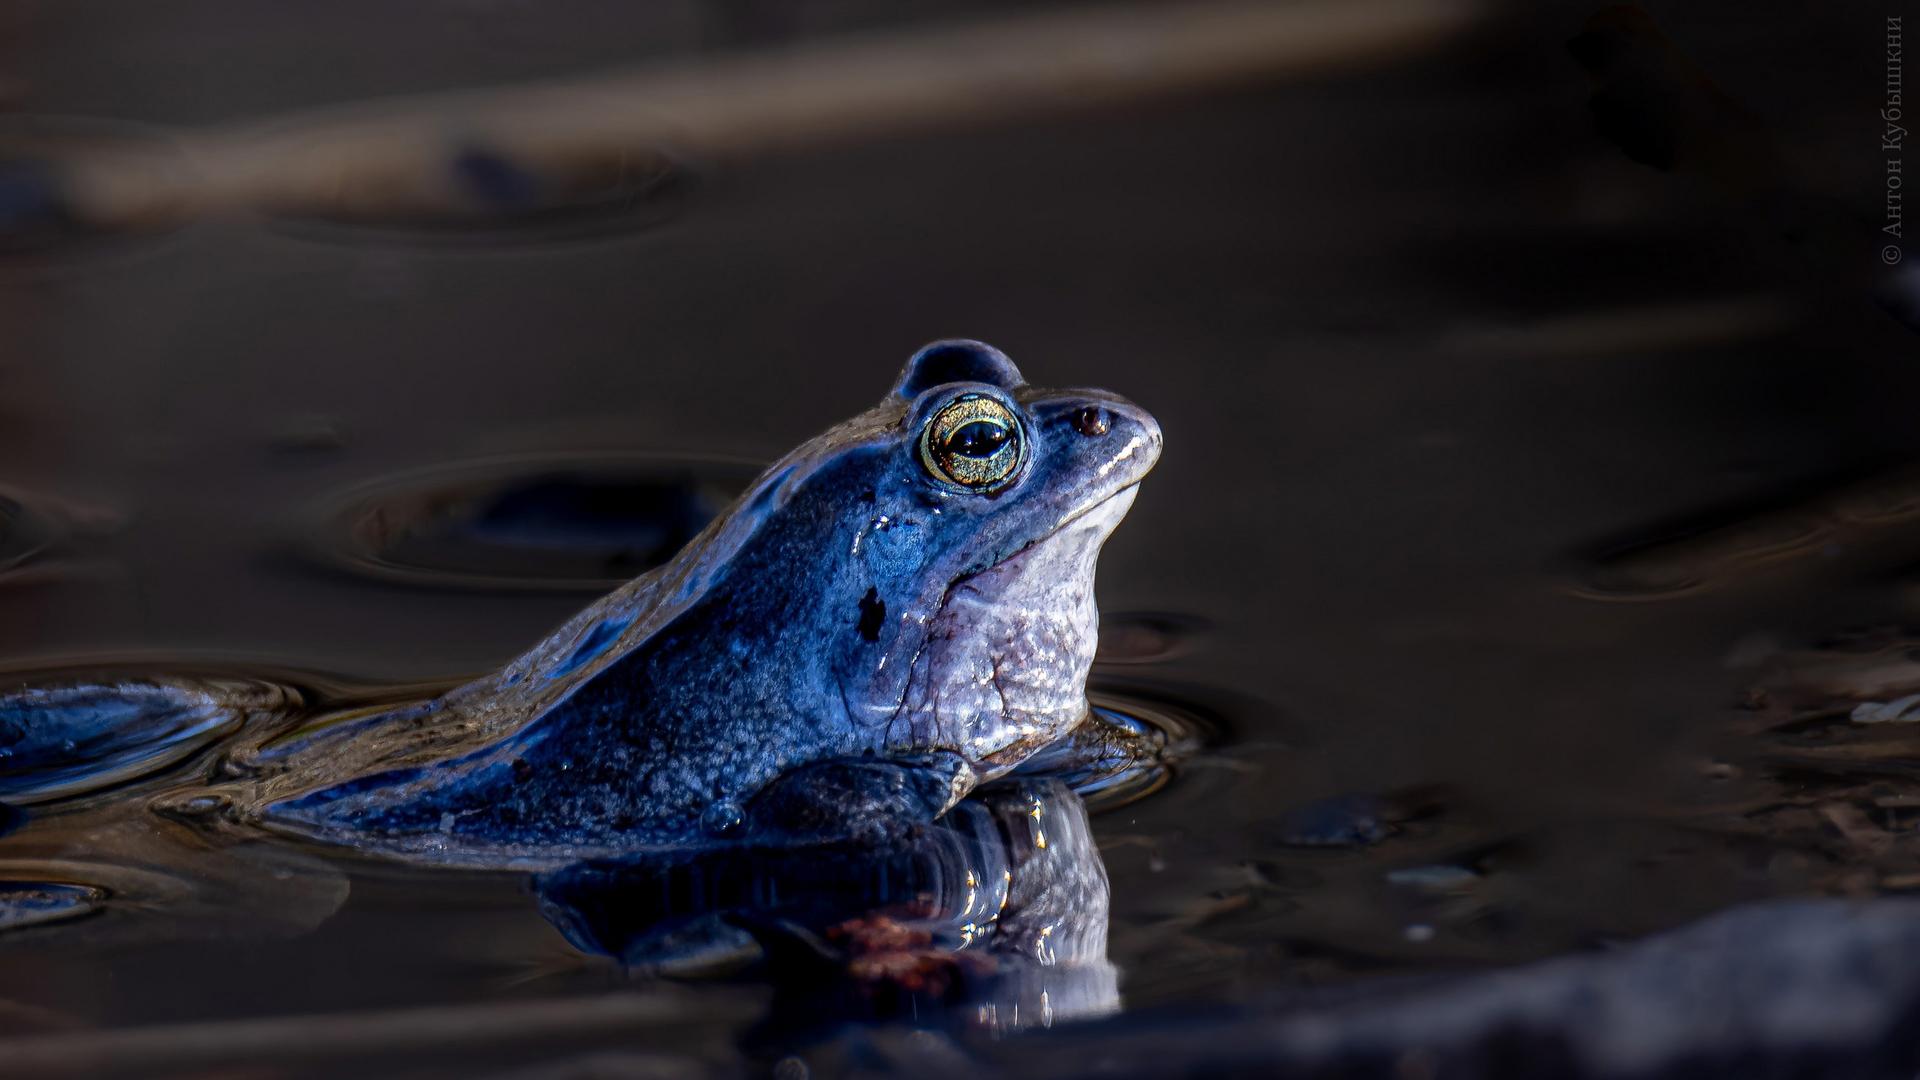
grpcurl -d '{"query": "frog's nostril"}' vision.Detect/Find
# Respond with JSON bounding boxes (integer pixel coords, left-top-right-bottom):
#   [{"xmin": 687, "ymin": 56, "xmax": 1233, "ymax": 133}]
[{"xmin": 1072, "ymin": 406, "xmax": 1112, "ymax": 438}]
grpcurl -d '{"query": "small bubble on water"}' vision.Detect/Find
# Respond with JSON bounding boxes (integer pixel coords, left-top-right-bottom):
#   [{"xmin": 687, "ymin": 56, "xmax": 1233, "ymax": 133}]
[
  {"xmin": 164, "ymin": 794, "xmax": 230, "ymax": 818},
  {"xmin": 702, "ymin": 801, "xmax": 744, "ymax": 837},
  {"xmin": 1386, "ymin": 866, "xmax": 1479, "ymax": 892}
]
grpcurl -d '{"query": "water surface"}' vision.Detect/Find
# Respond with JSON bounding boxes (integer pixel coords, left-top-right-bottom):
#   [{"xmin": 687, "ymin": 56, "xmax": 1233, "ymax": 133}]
[{"xmin": 0, "ymin": 0, "xmax": 1910, "ymax": 1074}]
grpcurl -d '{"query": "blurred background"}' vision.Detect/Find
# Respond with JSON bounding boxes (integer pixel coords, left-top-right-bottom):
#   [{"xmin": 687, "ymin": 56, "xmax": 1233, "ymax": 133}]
[{"xmin": 2, "ymin": 0, "xmax": 1919, "ymax": 1072}]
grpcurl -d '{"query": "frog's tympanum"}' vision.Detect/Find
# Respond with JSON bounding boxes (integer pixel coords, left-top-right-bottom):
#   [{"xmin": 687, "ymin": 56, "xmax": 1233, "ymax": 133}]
[{"xmin": 170, "ymin": 340, "xmax": 1163, "ymax": 865}]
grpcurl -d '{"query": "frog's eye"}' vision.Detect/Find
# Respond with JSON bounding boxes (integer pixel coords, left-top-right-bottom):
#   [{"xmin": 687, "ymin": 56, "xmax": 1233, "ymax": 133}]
[{"xmin": 918, "ymin": 394, "xmax": 1025, "ymax": 491}]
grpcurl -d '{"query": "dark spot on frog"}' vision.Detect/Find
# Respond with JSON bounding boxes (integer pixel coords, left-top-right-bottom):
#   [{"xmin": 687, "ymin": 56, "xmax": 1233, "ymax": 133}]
[{"xmin": 856, "ymin": 588, "xmax": 886, "ymax": 643}]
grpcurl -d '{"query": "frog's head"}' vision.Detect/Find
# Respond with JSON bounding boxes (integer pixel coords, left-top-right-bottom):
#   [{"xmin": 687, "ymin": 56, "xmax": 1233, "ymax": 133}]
[{"xmin": 699, "ymin": 340, "xmax": 1161, "ymax": 780}]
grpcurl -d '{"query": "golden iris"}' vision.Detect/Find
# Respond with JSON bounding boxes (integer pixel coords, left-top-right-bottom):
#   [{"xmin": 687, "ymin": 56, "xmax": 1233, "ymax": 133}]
[{"xmin": 919, "ymin": 394, "xmax": 1024, "ymax": 491}]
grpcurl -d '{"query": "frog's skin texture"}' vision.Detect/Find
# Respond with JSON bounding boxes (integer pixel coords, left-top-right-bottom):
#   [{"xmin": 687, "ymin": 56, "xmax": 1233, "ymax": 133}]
[{"xmin": 216, "ymin": 341, "xmax": 1161, "ymax": 864}]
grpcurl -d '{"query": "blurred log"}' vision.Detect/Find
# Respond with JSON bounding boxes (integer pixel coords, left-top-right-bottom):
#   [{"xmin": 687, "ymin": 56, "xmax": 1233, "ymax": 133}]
[{"xmin": 20, "ymin": 0, "xmax": 1483, "ymax": 233}]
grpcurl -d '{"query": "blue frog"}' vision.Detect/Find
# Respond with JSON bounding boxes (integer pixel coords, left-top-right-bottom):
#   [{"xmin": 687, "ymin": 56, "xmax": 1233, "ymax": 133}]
[{"xmin": 1, "ymin": 340, "xmax": 1163, "ymax": 868}]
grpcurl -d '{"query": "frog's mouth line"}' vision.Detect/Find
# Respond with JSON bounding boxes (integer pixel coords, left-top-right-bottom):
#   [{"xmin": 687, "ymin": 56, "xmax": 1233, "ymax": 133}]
[
  {"xmin": 963, "ymin": 481, "xmax": 1142, "ymax": 582},
  {"xmin": 1043, "ymin": 481, "xmax": 1140, "ymax": 546}
]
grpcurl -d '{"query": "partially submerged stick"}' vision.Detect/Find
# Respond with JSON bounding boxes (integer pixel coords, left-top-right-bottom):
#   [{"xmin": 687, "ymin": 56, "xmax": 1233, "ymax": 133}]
[{"xmin": 27, "ymin": 0, "xmax": 1482, "ymax": 232}]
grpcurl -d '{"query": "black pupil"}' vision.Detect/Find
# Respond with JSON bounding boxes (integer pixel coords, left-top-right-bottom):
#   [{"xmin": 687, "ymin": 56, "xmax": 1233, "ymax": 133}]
[{"xmin": 944, "ymin": 420, "xmax": 1009, "ymax": 458}]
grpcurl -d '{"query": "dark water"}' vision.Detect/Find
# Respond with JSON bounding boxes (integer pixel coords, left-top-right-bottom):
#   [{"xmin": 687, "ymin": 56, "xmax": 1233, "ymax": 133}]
[{"xmin": 0, "ymin": 0, "xmax": 1915, "ymax": 1075}]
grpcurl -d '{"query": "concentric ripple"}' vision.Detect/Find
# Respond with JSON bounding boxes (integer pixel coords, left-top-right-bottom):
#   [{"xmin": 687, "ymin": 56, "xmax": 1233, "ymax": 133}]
[
  {"xmin": 0, "ymin": 676, "xmax": 298, "ymax": 804},
  {"xmin": 298, "ymin": 454, "xmax": 760, "ymax": 591},
  {"xmin": 0, "ymin": 880, "xmax": 106, "ymax": 932},
  {"xmin": 1024, "ymin": 685, "xmax": 1215, "ymax": 812}
]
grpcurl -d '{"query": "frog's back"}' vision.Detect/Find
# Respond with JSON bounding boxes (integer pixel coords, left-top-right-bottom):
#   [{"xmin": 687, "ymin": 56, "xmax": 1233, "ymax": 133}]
[{"xmin": 250, "ymin": 581, "xmax": 869, "ymax": 858}]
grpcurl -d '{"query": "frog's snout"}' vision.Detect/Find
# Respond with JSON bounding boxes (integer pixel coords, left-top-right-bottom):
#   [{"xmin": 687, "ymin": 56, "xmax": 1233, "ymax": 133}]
[{"xmin": 1066, "ymin": 393, "xmax": 1162, "ymax": 481}]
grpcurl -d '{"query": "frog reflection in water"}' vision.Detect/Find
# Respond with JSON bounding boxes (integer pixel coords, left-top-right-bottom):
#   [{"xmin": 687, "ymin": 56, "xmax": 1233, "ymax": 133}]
[{"xmin": 169, "ymin": 339, "xmax": 1165, "ymax": 864}]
